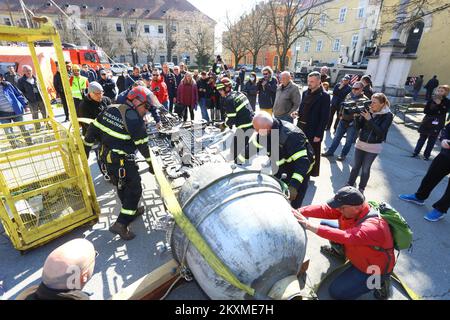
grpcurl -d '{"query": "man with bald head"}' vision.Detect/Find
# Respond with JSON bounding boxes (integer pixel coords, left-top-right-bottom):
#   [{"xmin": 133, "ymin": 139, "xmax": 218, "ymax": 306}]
[
  {"xmin": 237, "ymin": 111, "xmax": 314, "ymax": 207},
  {"xmin": 273, "ymin": 71, "xmax": 301, "ymax": 123},
  {"xmin": 16, "ymin": 239, "xmax": 96, "ymax": 300},
  {"xmin": 320, "ymin": 66, "xmax": 331, "ymax": 84}
]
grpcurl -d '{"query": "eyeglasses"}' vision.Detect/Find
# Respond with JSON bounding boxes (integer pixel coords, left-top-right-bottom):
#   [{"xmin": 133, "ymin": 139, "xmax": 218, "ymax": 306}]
[
  {"xmin": 152, "ymin": 74, "xmax": 159, "ymax": 77},
  {"xmin": 352, "ymin": 87, "xmax": 362, "ymax": 90},
  {"xmin": 263, "ymin": 73, "xmax": 269, "ymax": 76}
]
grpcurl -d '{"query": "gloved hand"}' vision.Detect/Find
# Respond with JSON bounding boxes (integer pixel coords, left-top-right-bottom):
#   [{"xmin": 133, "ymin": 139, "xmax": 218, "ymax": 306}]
[
  {"xmin": 148, "ymin": 161, "xmax": 155, "ymax": 175},
  {"xmin": 219, "ymin": 123, "xmax": 227, "ymax": 132},
  {"xmin": 288, "ymin": 186, "xmax": 298, "ymax": 202}
]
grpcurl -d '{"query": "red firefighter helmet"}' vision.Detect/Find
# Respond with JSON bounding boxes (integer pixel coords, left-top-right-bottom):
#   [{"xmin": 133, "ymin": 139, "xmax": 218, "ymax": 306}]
[
  {"xmin": 216, "ymin": 77, "xmax": 232, "ymax": 90},
  {"xmin": 127, "ymin": 86, "xmax": 153, "ymax": 109}
]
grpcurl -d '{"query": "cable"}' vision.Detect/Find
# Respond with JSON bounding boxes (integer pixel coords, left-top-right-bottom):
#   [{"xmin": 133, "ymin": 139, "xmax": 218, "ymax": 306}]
[{"xmin": 159, "ymin": 275, "xmax": 183, "ymax": 300}]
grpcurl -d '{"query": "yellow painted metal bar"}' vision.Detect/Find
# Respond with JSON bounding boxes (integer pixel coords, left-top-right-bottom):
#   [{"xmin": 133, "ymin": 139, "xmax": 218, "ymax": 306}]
[
  {"xmin": 150, "ymin": 149, "xmax": 256, "ymax": 296},
  {"xmin": 0, "ymin": 139, "xmax": 70, "ymax": 158},
  {"xmin": 51, "ymin": 32, "xmax": 100, "ymax": 215},
  {"xmin": 0, "ymin": 118, "xmax": 52, "ymax": 128},
  {"xmin": 0, "ymin": 24, "xmax": 56, "ymax": 37},
  {"xmin": 0, "ymin": 146, "xmax": 61, "ymax": 165},
  {"xmin": 27, "ymin": 42, "xmax": 54, "ymax": 119}
]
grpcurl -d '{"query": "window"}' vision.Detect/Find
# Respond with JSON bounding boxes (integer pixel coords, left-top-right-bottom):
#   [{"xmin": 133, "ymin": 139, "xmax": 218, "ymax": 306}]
[
  {"xmin": 351, "ymin": 34, "xmax": 359, "ymax": 48},
  {"xmin": 20, "ymin": 18, "xmax": 28, "ymax": 27},
  {"xmin": 172, "ymin": 56, "xmax": 178, "ymax": 65},
  {"xmin": 320, "ymin": 14, "xmax": 326, "ymax": 26},
  {"xmin": 116, "ymin": 23, "xmax": 122, "ymax": 32},
  {"xmin": 158, "ymin": 25, "xmax": 164, "ymax": 34},
  {"xmin": 339, "ymin": 8, "xmax": 347, "ymax": 23},
  {"xmin": 357, "ymin": 7, "xmax": 365, "ymax": 19},
  {"xmin": 185, "ymin": 29, "xmax": 190, "ymax": 35},
  {"xmin": 171, "ymin": 24, "xmax": 177, "ymax": 32},
  {"xmin": 144, "ymin": 25, "xmax": 150, "ymax": 33},
  {"xmin": 130, "ymin": 24, "xmax": 136, "ymax": 33},
  {"xmin": 86, "ymin": 22, "xmax": 92, "ymax": 31},
  {"xmin": 55, "ymin": 19, "xmax": 62, "ymax": 29},
  {"xmin": 160, "ymin": 55, "xmax": 166, "ymax": 64},
  {"xmin": 333, "ymin": 39, "xmax": 341, "ymax": 52},
  {"xmin": 4, "ymin": 18, "xmax": 11, "ymax": 26},
  {"xmin": 316, "ymin": 40, "xmax": 323, "ymax": 52},
  {"xmin": 84, "ymin": 52, "xmax": 97, "ymax": 63},
  {"xmin": 273, "ymin": 56, "xmax": 279, "ymax": 68},
  {"xmin": 304, "ymin": 40, "xmax": 310, "ymax": 53}
]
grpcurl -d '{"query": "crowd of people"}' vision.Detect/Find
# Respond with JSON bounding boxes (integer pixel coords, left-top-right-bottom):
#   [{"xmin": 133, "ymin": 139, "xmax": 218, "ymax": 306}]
[{"xmin": 2, "ymin": 54, "xmax": 449, "ymax": 301}]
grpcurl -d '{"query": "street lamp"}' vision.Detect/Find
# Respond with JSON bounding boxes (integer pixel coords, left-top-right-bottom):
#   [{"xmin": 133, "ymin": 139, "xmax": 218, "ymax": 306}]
[{"xmin": 132, "ymin": 47, "xmax": 137, "ymax": 65}]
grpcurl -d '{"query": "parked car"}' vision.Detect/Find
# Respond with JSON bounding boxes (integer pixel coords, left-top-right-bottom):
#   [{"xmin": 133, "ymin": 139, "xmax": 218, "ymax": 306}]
[
  {"xmin": 110, "ymin": 63, "xmax": 132, "ymax": 75},
  {"xmin": 166, "ymin": 62, "xmax": 175, "ymax": 69},
  {"xmin": 153, "ymin": 62, "xmax": 162, "ymax": 70}
]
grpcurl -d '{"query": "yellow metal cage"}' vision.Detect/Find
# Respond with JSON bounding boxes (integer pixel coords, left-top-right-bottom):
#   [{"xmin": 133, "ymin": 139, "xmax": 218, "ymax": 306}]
[{"xmin": 0, "ymin": 20, "xmax": 100, "ymax": 252}]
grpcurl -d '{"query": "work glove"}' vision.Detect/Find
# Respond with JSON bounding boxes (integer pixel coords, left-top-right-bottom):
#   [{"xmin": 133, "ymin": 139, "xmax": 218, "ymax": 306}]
[
  {"xmin": 219, "ymin": 122, "xmax": 227, "ymax": 132},
  {"xmin": 288, "ymin": 186, "xmax": 298, "ymax": 202}
]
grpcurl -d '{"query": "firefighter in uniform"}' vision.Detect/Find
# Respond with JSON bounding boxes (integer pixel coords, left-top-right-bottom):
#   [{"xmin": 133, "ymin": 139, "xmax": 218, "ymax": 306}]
[
  {"xmin": 237, "ymin": 112, "xmax": 315, "ymax": 208},
  {"xmin": 84, "ymin": 86, "xmax": 162, "ymax": 240},
  {"xmin": 216, "ymin": 77, "xmax": 254, "ymax": 161}
]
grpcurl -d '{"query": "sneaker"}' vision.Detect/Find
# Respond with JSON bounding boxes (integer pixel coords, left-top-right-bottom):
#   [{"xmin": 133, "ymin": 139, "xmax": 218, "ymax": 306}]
[
  {"xmin": 321, "ymin": 152, "xmax": 333, "ymax": 157},
  {"xmin": 337, "ymin": 155, "xmax": 346, "ymax": 161},
  {"xmin": 424, "ymin": 209, "xmax": 445, "ymax": 222},
  {"xmin": 398, "ymin": 194, "xmax": 425, "ymax": 206},
  {"xmin": 109, "ymin": 222, "xmax": 136, "ymax": 240},
  {"xmin": 320, "ymin": 243, "xmax": 345, "ymax": 260}
]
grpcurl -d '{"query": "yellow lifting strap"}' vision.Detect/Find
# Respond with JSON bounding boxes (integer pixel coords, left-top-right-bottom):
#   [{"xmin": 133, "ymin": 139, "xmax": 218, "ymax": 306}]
[{"xmin": 149, "ymin": 149, "xmax": 256, "ymax": 296}]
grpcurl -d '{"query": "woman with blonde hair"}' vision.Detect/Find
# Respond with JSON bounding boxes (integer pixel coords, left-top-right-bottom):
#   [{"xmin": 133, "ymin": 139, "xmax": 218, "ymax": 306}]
[
  {"xmin": 176, "ymin": 72, "xmax": 198, "ymax": 121},
  {"xmin": 346, "ymin": 93, "xmax": 393, "ymax": 193}
]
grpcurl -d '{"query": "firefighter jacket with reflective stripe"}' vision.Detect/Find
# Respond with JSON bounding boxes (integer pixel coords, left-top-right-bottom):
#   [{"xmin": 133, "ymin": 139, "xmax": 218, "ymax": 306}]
[
  {"xmin": 84, "ymin": 104, "xmax": 151, "ymax": 162},
  {"xmin": 239, "ymin": 119, "xmax": 313, "ymax": 190},
  {"xmin": 222, "ymin": 91, "xmax": 254, "ymax": 130}
]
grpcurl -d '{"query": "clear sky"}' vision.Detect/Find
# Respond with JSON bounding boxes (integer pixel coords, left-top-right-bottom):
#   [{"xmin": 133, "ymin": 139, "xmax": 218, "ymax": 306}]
[{"xmin": 186, "ymin": 0, "xmax": 263, "ymax": 53}]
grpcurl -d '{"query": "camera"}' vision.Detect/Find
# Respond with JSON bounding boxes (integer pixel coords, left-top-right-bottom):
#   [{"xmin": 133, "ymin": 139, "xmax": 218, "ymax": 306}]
[{"xmin": 342, "ymin": 99, "xmax": 371, "ymax": 115}]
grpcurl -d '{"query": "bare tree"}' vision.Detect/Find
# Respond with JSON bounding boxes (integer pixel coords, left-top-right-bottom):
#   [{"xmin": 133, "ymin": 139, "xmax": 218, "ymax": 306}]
[
  {"xmin": 163, "ymin": 9, "xmax": 178, "ymax": 63},
  {"xmin": 56, "ymin": 14, "xmax": 81, "ymax": 45},
  {"xmin": 176, "ymin": 12, "xmax": 215, "ymax": 69},
  {"xmin": 86, "ymin": 20, "xmax": 117, "ymax": 58},
  {"xmin": 265, "ymin": 0, "xmax": 326, "ymax": 70},
  {"xmin": 222, "ymin": 14, "xmax": 247, "ymax": 69},
  {"xmin": 123, "ymin": 18, "xmax": 141, "ymax": 65},
  {"xmin": 141, "ymin": 37, "xmax": 163, "ymax": 65},
  {"xmin": 377, "ymin": 0, "xmax": 450, "ymax": 42},
  {"xmin": 241, "ymin": 5, "xmax": 272, "ymax": 71}
]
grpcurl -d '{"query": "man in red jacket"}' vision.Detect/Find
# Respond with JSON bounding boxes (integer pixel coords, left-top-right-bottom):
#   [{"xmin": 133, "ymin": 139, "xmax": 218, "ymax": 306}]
[
  {"xmin": 293, "ymin": 186, "xmax": 395, "ymax": 300},
  {"xmin": 150, "ymin": 68, "xmax": 169, "ymax": 110}
]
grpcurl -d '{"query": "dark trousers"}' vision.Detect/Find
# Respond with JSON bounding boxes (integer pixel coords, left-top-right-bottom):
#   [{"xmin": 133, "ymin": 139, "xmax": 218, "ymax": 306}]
[
  {"xmin": 106, "ymin": 161, "xmax": 142, "ymax": 226},
  {"xmin": 291, "ymin": 175, "xmax": 310, "ymax": 208},
  {"xmin": 413, "ymin": 134, "xmax": 438, "ymax": 159},
  {"xmin": 29, "ymin": 100, "xmax": 47, "ymax": 130},
  {"xmin": 415, "ymin": 152, "xmax": 450, "ymax": 213},
  {"xmin": 326, "ymin": 104, "xmax": 340, "ymax": 131},
  {"xmin": 59, "ymin": 93, "xmax": 69, "ymax": 120},
  {"xmin": 310, "ymin": 141, "xmax": 322, "ymax": 177},
  {"xmin": 347, "ymin": 148, "xmax": 378, "ymax": 191},
  {"xmin": 176, "ymin": 104, "xmax": 195, "ymax": 121},
  {"xmin": 426, "ymin": 89, "xmax": 433, "ymax": 101}
]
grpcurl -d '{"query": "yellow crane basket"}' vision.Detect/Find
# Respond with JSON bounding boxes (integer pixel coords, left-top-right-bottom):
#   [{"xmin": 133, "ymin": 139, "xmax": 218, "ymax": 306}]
[{"xmin": 0, "ymin": 19, "xmax": 100, "ymax": 252}]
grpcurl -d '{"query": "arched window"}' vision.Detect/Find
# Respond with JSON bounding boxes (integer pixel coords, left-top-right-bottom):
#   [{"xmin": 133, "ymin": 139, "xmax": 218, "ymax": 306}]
[{"xmin": 404, "ymin": 21, "xmax": 424, "ymax": 54}]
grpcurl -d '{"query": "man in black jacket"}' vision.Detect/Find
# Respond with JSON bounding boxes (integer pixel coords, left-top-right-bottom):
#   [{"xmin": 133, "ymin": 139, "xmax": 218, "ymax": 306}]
[
  {"xmin": 78, "ymin": 81, "xmax": 111, "ymax": 135},
  {"xmin": 53, "ymin": 62, "xmax": 70, "ymax": 122},
  {"xmin": 257, "ymin": 66, "xmax": 278, "ymax": 114},
  {"xmin": 17, "ymin": 65, "xmax": 47, "ymax": 130},
  {"xmin": 326, "ymin": 75, "xmax": 352, "ymax": 131},
  {"xmin": 237, "ymin": 112, "xmax": 314, "ymax": 207},
  {"xmin": 4, "ymin": 65, "xmax": 19, "ymax": 87},
  {"xmin": 98, "ymin": 70, "xmax": 117, "ymax": 100},
  {"xmin": 424, "ymin": 75, "xmax": 439, "ymax": 101},
  {"xmin": 400, "ymin": 120, "xmax": 450, "ymax": 222},
  {"xmin": 162, "ymin": 63, "xmax": 177, "ymax": 113},
  {"xmin": 16, "ymin": 239, "xmax": 96, "ymax": 300},
  {"xmin": 292, "ymin": 71, "xmax": 330, "ymax": 177}
]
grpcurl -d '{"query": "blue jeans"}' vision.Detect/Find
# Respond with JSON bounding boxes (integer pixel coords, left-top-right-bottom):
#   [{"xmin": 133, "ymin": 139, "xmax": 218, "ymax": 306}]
[
  {"xmin": 199, "ymin": 97, "xmax": 210, "ymax": 121},
  {"xmin": 326, "ymin": 120, "xmax": 357, "ymax": 156},
  {"xmin": 329, "ymin": 264, "xmax": 389, "ymax": 300},
  {"xmin": 275, "ymin": 114, "xmax": 293, "ymax": 123}
]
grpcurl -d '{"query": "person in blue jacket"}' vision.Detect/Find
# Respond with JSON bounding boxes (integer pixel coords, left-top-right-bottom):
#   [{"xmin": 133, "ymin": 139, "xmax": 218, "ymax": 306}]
[{"xmin": 0, "ymin": 73, "xmax": 32, "ymax": 147}]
